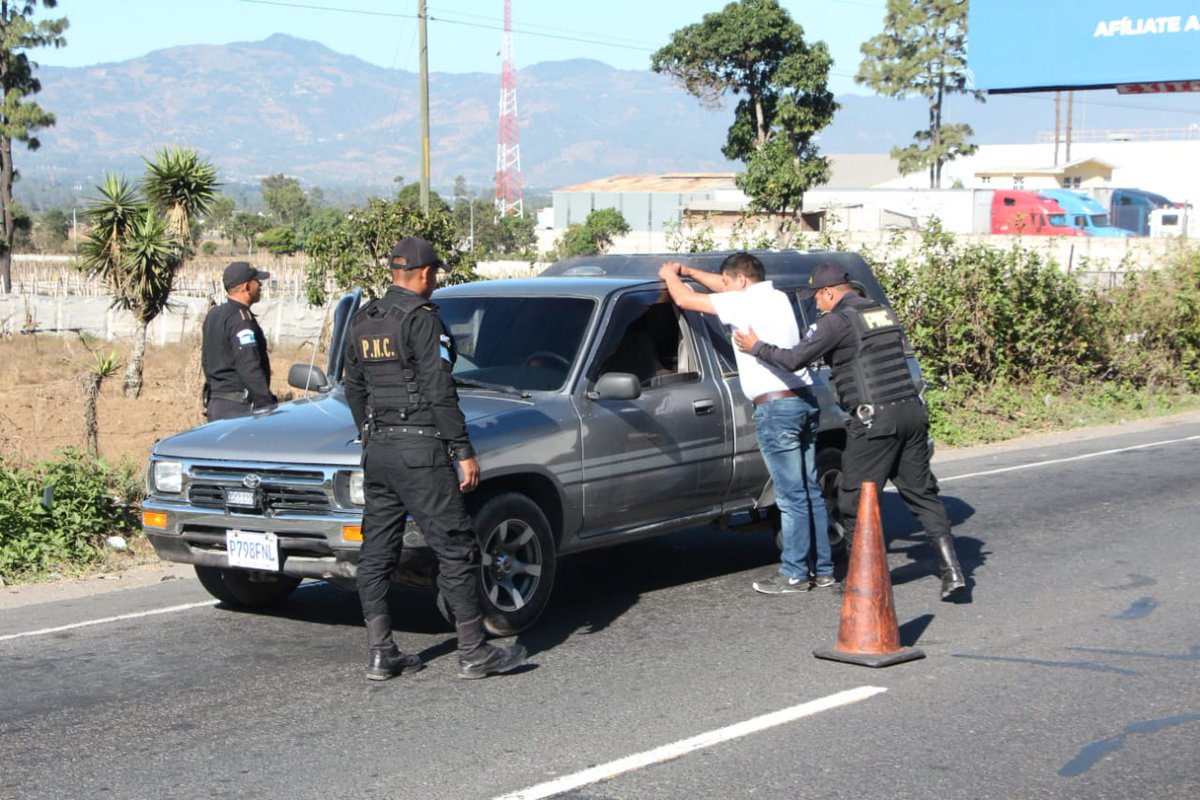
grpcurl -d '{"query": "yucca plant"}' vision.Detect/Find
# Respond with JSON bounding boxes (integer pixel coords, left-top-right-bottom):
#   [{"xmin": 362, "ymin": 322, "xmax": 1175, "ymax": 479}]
[
  {"xmin": 82, "ymin": 349, "xmax": 119, "ymax": 456},
  {"xmin": 142, "ymin": 147, "xmax": 219, "ymax": 245},
  {"xmin": 79, "ymin": 183, "xmax": 180, "ymax": 398},
  {"xmin": 77, "ymin": 148, "xmax": 216, "ymax": 399}
]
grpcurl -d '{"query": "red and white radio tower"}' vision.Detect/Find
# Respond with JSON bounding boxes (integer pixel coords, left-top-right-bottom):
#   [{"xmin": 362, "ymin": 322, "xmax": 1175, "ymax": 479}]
[{"xmin": 494, "ymin": 0, "xmax": 524, "ymax": 217}]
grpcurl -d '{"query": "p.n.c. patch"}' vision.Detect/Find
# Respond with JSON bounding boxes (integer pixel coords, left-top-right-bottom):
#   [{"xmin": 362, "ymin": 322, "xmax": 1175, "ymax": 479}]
[
  {"xmin": 358, "ymin": 333, "xmax": 400, "ymax": 362},
  {"xmin": 235, "ymin": 328, "xmax": 257, "ymax": 347}
]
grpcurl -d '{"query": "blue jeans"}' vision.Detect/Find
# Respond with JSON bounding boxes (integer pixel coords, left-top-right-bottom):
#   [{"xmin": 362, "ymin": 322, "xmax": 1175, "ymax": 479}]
[{"xmin": 753, "ymin": 396, "xmax": 832, "ymax": 580}]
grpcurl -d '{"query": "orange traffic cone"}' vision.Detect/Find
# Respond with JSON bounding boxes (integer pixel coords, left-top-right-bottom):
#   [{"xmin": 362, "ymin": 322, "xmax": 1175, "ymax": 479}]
[{"xmin": 814, "ymin": 481, "xmax": 925, "ymax": 667}]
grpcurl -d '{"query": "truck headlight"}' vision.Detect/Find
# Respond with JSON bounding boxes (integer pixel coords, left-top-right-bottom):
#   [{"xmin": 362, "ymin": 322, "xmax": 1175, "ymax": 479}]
[
  {"xmin": 349, "ymin": 470, "xmax": 365, "ymax": 506},
  {"xmin": 153, "ymin": 461, "xmax": 183, "ymax": 493}
]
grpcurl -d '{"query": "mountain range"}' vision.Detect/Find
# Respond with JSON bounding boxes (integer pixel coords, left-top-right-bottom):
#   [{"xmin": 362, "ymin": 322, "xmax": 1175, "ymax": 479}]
[{"xmin": 21, "ymin": 34, "xmax": 1200, "ymax": 197}]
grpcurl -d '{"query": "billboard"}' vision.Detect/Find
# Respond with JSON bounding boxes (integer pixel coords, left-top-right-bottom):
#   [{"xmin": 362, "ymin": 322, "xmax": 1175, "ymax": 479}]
[{"xmin": 969, "ymin": 2, "xmax": 1200, "ymax": 93}]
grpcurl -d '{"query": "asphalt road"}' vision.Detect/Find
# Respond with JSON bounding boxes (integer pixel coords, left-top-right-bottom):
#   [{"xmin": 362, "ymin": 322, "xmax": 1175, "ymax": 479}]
[{"xmin": 2, "ymin": 418, "xmax": 1199, "ymax": 800}]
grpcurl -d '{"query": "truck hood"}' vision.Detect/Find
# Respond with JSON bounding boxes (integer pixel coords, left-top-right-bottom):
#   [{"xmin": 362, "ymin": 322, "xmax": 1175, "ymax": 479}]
[{"xmin": 151, "ymin": 389, "xmax": 532, "ymax": 465}]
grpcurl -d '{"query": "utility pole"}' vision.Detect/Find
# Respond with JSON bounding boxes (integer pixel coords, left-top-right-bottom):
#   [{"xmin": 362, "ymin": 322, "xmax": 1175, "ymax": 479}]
[
  {"xmin": 1065, "ymin": 91, "xmax": 1074, "ymax": 164},
  {"xmin": 418, "ymin": 0, "xmax": 430, "ymax": 213},
  {"xmin": 1053, "ymin": 91, "xmax": 1061, "ymax": 166}
]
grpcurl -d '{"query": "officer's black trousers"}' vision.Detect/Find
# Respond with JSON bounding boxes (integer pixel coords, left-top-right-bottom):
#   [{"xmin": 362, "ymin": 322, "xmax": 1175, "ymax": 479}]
[
  {"xmin": 357, "ymin": 433, "xmax": 481, "ymax": 623},
  {"xmin": 838, "ymin": 400, "xmax": 951, "ymax": 544}
]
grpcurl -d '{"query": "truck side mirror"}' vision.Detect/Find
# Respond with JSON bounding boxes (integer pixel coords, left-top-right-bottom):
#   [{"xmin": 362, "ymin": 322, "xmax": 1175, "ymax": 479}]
[
  {"xmin": 587, "ymin": 372, "xmax": 641, "ymax": 401},
  {"xmin": 288, "ymin": 363, "xmax": 331, "ymax": 394}
]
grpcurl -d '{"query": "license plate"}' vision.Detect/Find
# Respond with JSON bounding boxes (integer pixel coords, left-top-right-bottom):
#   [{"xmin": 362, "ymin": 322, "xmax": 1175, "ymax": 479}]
[
  {"xmin": 225, "ymin": 488, "xmax": 257, "ymax": 508},
  {"xmin": 226, "ymin": 530, "xmax": 279, "ymax": 571}
]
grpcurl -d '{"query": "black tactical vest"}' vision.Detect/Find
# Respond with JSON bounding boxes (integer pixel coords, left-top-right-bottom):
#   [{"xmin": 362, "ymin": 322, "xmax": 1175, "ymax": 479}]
[
  {"xmin": 830, "ymin": 300, "xmax": 916, "ymax": 409},
  {"xmin": 350, "ymin": 297, "xmax": 426, "ymax": 420}
]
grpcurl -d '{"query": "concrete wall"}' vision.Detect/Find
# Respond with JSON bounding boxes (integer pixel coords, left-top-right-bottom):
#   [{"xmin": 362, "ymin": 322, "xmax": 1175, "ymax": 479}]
[{"xmin": 0, "ymin": 294, "xmax": 334, "ymax": 343}]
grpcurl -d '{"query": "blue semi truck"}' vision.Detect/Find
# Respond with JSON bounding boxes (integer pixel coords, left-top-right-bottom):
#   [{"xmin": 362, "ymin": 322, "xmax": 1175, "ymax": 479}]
[{"xmin": 1039, "ymin": 189, "xmax": 1134, "ymax": 237}]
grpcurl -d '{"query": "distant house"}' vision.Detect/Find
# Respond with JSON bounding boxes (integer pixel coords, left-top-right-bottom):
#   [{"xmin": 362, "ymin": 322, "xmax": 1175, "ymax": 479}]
[{"xmin": 972, "ymin": 157, "xmax": 1116, "ymax": 190}]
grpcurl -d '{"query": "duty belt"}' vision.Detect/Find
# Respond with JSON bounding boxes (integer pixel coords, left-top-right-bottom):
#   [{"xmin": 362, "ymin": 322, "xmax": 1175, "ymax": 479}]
[
  {"xmin": 210, "ymin": 389, "xmax": 250, "ymax": 404},
  {"xmin": 851, "ymin": 395, "xmax": 921, "ymax": 425},
  {"xmin": 373, "ymin": 424, "xmax": 440, "ymax": 438}
]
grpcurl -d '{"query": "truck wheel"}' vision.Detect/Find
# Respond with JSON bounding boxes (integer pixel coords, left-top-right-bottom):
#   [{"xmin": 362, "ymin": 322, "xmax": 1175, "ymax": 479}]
[
  {"xmin": 474, "ymin": 493, "xmax": 557, "ymax": 637},
  {"xmin": 816, "ymin": 447, "xmax": 847, "ymax": 555},
  {"xmin": 194, "ymin": 565, "xmax": 238, "ymax": 603},
  {"xmin": 215, "ymin": 568, "xmax": 300, "ymax": 607}
]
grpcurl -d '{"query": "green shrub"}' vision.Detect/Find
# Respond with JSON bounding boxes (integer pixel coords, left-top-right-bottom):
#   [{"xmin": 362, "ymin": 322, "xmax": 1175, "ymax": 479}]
[
  {"xmin": 871, "ymin": 229, "xmax": 1200, "ymax": 444},
  {"xmin": 1100, "ymin": 248, "xmax": 1200, "ymax": 391},
  {"xmin": 0, "ymin": 449, "xmax": 142, "ymax": 581}
]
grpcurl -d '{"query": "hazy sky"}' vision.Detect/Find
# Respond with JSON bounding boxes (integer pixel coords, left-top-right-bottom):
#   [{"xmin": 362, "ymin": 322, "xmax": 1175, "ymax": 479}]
[{"xmin": 35, "ymin": 0, "xmax": 887, "ymax": 95}]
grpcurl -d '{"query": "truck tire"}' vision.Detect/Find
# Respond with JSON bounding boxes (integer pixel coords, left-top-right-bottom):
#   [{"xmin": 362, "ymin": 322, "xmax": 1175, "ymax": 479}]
[
  {"xmin": 816, "ymin": 447, "xmax": 847, "ymax": 555},
  {"xmin": 473, "ymin": 492, "xmax": 557, "ymax": 637},
  {"xmin": 197, "ymin": 566, "xmax": 300, "ymax": 608},
  {"xmin": 194, "ymin": 565, "xmax": 238, "ymax": 603},
  {"xmin": 769, "ymin": 448, "xmax": 847, "ymax": 558}
]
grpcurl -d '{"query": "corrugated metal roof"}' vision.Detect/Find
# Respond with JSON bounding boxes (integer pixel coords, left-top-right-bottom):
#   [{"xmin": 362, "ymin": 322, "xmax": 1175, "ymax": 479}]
[{"xmin": 556, "ymin": 172, "xmax": 737, "ymax": 193}]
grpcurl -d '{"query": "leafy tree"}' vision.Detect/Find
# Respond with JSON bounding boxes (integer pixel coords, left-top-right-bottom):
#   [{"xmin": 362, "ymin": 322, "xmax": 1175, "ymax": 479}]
[
  {"xmin": 295, "ymin": 206, "xmax": 343, "ymax": 250},
  {"xmin": 260, "ymin": 173, "xmax": 310, "ymax": 226},
  {"xmin": 856, "ymin": 0, "xmax": 982, "ymax": 188},
  {"xmin": 77, "ymin": 175, "xmax": 181, "ymax": 397},
  {"xmin": 555, "ymin": 208, "xmax": 629, "ymax": 258},
  {"xmin": 256, "ymin": 225, "xmax": 297, "ymax": 255},
  {"xmin": 34, "ymin": 205, "xmax": 66, "ymax": 250},
  {"xmin": 652, "ymin": 0, "xmax": 836, "ymax": 238},
  {"xmin": 396, "ymin": 181, "xmax": 449, "ymax": 215},
  {"xmin": 203, "ymin": 193, "xmax": 236, "ymax": 238},
  {"xmin": 0, "ymin": 1, "xmax": 67, "ymax": 292},
  {"xmin": 304, "ymin": 196, "xmax": 474, "ymax": 306},
  {"xmin": 226, "ymin": 211, "xmax": 268, "ymax": 253}
]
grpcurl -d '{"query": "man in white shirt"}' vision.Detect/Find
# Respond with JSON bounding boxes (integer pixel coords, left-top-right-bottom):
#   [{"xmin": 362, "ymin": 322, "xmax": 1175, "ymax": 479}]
[{"xmin": 659, "ymin": 253, "xmax": 833, "ymax": 593}]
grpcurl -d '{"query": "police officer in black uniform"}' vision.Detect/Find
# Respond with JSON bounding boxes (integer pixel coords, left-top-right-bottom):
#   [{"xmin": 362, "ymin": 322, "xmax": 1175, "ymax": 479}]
[
  {"xmin": 343, "ymin": 236, "xmax": 528, "ymax": 681},
  {"xmin": 734, "ymin": 263, "xmax": 966, "ymax": 600},
  {"xmin": 201, "ymin": 261, "xmax": 276, "ymax": 421}
]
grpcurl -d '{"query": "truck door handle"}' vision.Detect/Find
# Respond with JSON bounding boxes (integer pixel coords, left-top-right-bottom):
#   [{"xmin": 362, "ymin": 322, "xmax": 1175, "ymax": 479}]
[{"xmin": 693, "ymin": 399, "xmax": 714, "ymax": 415}]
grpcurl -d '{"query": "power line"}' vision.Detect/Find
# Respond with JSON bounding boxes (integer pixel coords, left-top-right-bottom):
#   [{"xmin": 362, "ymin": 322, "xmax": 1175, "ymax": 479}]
[{"xmin": 239, "ymin": 0, "xmax": 658, "ymax": 55}]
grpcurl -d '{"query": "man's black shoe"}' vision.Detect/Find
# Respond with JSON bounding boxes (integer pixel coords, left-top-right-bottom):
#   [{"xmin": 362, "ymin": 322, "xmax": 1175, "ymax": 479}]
[
  {"xmin": 458, "ymin": 643, "xmax": 528, "ymax": 680},
  {"xmin": 366, "ymin": 647, "xmax": 424, "ymax": 681}
]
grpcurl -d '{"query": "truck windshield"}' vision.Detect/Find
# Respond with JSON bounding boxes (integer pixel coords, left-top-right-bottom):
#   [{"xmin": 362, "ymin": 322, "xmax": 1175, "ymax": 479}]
[
  {"xmin": 1048, "ymin": 214, "xmax": 1067, "ymax": 226},
  {"xmin": 1091, "ymin": 214, "xmax": 1111, "ymax": 227},
  {"xmin": 438, "ymin": 296, "xmax": 596, "ymax": 391}
]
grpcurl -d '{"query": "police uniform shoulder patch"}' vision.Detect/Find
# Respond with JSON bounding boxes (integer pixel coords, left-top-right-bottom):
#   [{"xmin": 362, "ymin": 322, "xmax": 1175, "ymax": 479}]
[{"xmin": 236, "ymin": 328, "xmax": 257, "ymax": 346}]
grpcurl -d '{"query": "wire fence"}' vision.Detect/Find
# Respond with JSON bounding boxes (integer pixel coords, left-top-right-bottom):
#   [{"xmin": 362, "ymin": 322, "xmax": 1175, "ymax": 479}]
[{"xmin": 8, "ymin": 254, "xmax": 311, "ymax": 301}]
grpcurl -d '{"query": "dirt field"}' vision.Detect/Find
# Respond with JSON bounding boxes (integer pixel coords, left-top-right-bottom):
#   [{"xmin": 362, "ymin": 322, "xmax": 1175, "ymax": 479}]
[{"xmin": 0, "ymin": 331, "xmax": 324, "ymax": 467}]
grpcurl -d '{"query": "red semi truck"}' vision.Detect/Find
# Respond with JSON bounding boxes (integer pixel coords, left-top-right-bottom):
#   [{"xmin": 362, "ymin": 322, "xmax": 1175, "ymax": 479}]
[{"xmin": 991, "ymin": 190, "xmax": 1088, "ymax": 236}]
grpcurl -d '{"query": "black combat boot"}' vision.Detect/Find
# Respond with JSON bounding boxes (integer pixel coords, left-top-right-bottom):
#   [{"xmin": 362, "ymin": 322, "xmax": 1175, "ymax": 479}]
[
  {"xmin": 455, "ymin": 615, "xmax": 528, "ymax": 680},
  {"xmin": 364, "ymin": 614, "xmax": 423, "ymax": 681},
  {"xmin": 929, "ymin": 535, "xmax": 966, "ymax": 600}
]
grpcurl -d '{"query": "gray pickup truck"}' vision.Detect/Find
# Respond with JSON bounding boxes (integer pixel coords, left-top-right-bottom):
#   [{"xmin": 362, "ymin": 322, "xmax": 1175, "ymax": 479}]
[{"xmin": 142, "ymin": 250, "xmax": 923, "ymax": 634}]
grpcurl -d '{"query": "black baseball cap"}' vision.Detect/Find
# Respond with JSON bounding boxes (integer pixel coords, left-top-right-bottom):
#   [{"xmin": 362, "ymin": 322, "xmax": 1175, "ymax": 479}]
[
  {"xmin": 389, "ymin": 236, "xmax": 446, "ymax": 270},
  {"xmin": 798, "ymin": 263, "xmax": 850, "ymax": 298},
  {"xmin": 223, "ymin": 261, "xmax": 270, "ymax": 290}
]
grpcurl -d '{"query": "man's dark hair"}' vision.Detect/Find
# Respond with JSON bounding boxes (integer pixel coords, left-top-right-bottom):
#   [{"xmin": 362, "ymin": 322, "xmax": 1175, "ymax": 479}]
[{"xmin": 719, "ymin": 252, "xmax": 765, "ymax": 283}]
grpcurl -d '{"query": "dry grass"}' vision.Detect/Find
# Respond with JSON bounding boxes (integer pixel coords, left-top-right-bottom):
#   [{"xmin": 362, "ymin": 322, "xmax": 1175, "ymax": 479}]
[{"xmin": 0, "ymin": 331, "xmax": 323, "ymax": 467}]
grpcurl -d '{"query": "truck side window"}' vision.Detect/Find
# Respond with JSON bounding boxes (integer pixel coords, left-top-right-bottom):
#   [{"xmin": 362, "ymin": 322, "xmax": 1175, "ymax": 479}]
[{"xmin": 598, "ymin": 294, "xmax": 699, "ymax": 388}]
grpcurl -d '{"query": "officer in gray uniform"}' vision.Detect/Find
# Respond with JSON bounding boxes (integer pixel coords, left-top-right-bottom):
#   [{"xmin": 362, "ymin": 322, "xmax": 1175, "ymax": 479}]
[
  {"xmin": 734, "ymin": 263, "xmax": 966, "ymax": 600},
  {"xmin": 201, "ymin": 262, "xmax": 275, "ymax": 421},
  {"xmin": 343, "ymin": 236, "xmax": 528, "ymax": 681}
]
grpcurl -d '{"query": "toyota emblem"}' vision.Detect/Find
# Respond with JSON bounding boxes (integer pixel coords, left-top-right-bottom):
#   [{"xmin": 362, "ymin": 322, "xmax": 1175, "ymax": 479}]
[{"xmin": 242, "ymin": 473, "xmax": 262, "ymax": 489}]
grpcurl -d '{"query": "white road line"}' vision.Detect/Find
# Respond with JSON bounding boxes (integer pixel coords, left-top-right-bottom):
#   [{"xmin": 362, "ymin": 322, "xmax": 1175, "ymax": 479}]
[
  {"xmin": 491, "ymin": 685, "xmax": 888, "ymax": 800},
  {"xmin": 938, "ymin": 434, "xmax": 1200, "ymax": 484},
  {"xmin": 0, "ymin": 600, "xmax": 218, "ymax": 642},
  {"xmin": 0, "ymin": 580, "xmax": 327, "ymax": 643}
]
